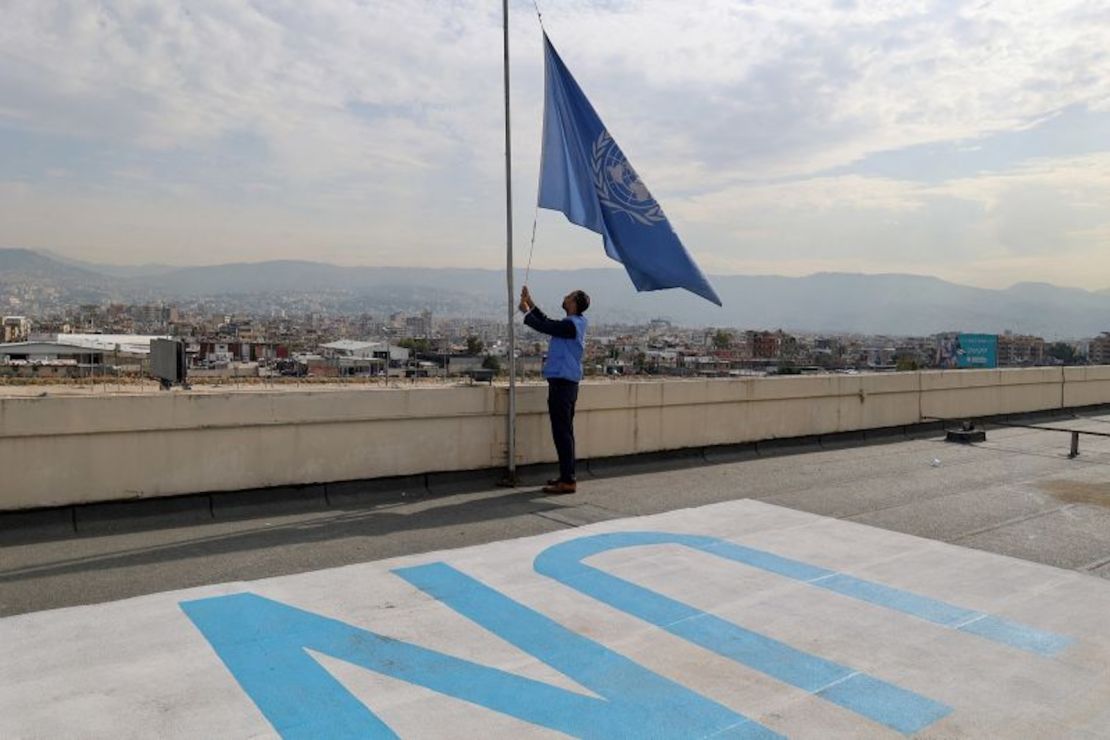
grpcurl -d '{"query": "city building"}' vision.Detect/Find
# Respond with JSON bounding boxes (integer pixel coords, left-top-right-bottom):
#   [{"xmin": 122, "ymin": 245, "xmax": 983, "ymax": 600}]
[
  {"xmin": 997, "ymin": 332, "xmax": 1045, "ymax": 366},
  {"xmin": 403, "ymin": 310, "xmax": 433, "ymax": 339},
  {"xmin": 746, "ymin": 331, "xmax": 781, "ymax": 359},
  {"xmin": 319, "ymin": 340, "xmax": 409, "ymax": 376},
  {"xmin": 58, "ymin": 333, "xmax": 170, "ymax": 355},
  {"xmin": 1089, "ymin": 333, "xmax": 1110, "ymax": 365},
  {"xmin": 191, "ymin": 340, "xmax": 285, "ymax": 366},
  {"xmin": 2, "ymin": 316, "xmax": 30, "ymax": 343},
  {"xmin": 0, "ymin": 340, "xmax": 106, "ymax": 377}
]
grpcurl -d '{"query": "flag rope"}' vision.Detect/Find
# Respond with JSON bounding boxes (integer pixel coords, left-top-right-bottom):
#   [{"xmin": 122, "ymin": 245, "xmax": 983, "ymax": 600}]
[{"xmin": 525, "ymin": 205, "xmax": 539, "ymax": 285}]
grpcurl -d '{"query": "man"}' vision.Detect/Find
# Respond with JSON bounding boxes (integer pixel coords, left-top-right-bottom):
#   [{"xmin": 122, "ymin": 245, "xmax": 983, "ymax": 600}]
[{"xmin": 519, "ymin": 285, "xmax": 589, "ymax": 494}]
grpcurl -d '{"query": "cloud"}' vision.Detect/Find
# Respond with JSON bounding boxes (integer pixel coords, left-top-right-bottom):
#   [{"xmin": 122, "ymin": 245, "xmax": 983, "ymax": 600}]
[
  {"xmin": 0, "ymin": 0, "xmax": 1107, "ymax": 289},
  {"xmin": 0, "ymin": 2, "xmax": 499, "ymax": 178},
  {"xmin": 668, "ymin": 150, "xmax": 1110, "ymax": 287},
  {"xmin": 544, "ymin": 0, "xmax": 1110, "ymax": 180}
]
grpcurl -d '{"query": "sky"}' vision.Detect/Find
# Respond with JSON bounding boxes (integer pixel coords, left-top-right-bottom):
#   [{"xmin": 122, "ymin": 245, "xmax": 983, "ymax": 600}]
[{"xmin": 1, "ymin": 0, "xmax": 1108, "ymax": 289}]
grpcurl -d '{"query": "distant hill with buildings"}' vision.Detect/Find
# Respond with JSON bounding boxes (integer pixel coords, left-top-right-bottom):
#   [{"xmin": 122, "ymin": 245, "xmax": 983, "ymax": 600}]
[
  {"xmin": 2, "ymin": 248, "xmax": 1109, "ymax": 338},
  {"xmin": 0, "ymin": 248, "xmax": 105, "ymax": 282}
]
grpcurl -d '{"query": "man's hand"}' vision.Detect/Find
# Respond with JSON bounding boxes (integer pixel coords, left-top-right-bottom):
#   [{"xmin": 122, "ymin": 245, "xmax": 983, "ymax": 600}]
[{"xmin": 519, "ymin": 286, "xmax": 534, "ymax": 313}]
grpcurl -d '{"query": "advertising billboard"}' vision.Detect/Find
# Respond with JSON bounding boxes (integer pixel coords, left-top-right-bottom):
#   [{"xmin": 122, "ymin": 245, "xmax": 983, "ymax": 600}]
[{"xmin": 937, "ymin": 333, "xmax": 998, "ymax": 369}]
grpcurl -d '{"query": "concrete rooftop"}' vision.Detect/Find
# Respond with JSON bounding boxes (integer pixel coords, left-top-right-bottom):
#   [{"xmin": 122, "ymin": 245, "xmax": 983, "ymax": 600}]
[{"xmin": 3, "ymin": 416, "xmax": 1110, "ymax": 737}]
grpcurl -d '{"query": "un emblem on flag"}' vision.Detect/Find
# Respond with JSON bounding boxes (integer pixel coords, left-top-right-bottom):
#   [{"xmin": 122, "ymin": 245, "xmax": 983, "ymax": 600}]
[{"xmin": 592, "ymin": 131, "xmax": 666, "ymax": 226}]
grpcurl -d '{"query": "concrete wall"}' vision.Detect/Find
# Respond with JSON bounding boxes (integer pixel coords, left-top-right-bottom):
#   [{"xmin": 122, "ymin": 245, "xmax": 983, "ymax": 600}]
[{"xmin": 4, "ymin": 366, "xmax": 1110, "ymax": 510}]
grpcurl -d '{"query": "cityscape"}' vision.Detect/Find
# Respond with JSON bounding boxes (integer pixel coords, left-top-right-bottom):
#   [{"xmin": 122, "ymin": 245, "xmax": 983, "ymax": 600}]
[
  {"xmin": 2, "ymin": 277, "xmax": 1105, "ymax": 385},
  {"xmin": 4, "ymin": 247, "xmax": 1108, "ymax": 385}
]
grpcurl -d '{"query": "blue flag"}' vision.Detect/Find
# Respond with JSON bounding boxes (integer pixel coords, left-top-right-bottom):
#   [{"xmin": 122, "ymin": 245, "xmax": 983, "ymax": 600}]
[{"xmin": 538, "ymin": 34, "xmax": 722, "ymax": 306}]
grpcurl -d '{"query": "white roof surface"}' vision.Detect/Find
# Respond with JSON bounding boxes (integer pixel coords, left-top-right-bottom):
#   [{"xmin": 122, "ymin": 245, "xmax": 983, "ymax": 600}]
[{"xmin": 57, "ymin": 334, "xmax": 170, "ymax": 354}]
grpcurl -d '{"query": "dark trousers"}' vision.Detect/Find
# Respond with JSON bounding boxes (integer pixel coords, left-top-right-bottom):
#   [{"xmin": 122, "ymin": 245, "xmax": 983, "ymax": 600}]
[{"xmin": 547, "ymin": 378, "xmax": 579, "ymax": 482}]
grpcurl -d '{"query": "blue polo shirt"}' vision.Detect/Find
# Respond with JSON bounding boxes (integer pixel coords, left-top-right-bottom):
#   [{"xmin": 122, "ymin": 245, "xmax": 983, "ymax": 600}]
[{"xmin": 523, "ymin": 308, "xmax": 588, "ymax": 382}]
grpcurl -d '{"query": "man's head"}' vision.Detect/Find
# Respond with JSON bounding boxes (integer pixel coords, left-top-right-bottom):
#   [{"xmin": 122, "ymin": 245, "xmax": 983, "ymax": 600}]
[{"xmin": 562, "ymin": 290, "xmax": 590, "ymax": 316}]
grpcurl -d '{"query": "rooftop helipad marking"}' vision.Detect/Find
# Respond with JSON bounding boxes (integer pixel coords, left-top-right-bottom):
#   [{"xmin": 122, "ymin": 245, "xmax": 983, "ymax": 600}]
[
  {"xmin": 4, "ymin": 500, "xmax": 1104, "ymax": 739},
  {"xmin": 181, "ymin": 563, "xmax": 781, "ymax": 740},
  {"xmin": 535, "ymin": 532, "xmax": 1073, "ymax": 658},
  {"xmin": 536, "ymin": 532, "xmax": 955, "ymax": 734}
]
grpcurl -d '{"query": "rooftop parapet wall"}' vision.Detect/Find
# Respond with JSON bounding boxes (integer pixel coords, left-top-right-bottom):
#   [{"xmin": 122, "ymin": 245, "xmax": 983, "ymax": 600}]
[
  {"xmin": 3, "ymin": 366, "xmax": 1110, "ymax": 511},
  {"xmin": 1062, "ymin": 366, "xmax": 1110, "ymax": 408}
]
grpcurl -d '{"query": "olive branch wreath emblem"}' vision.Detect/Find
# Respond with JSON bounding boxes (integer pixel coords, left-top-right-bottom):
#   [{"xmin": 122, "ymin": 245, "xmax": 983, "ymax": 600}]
[{"xmin": 591, "ymin": 131, "xmax": 666, "ymax": 226}]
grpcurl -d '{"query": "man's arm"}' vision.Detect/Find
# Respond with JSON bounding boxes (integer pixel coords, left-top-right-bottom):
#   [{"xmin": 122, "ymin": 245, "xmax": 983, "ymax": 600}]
[{"xmin": 523, "ymin": 306, "xmax": 577, "ymax": 339}]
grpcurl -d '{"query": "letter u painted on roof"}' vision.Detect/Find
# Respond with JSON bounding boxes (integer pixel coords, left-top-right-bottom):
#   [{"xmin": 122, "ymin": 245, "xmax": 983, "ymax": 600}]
[{"xmin": 534, "ymin": 531, "xmax": 1073, "ymax": 734}]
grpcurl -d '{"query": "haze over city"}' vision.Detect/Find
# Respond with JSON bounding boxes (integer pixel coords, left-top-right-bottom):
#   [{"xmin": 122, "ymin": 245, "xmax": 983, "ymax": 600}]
[{"xmin": 1, "ymin": 0, "xmax": 1108, "ymax": 291}]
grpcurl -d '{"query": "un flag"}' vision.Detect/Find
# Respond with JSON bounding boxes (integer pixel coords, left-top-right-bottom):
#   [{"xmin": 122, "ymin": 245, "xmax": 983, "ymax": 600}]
[{"xmin": 538, "ymin": 34, "xmax": 722, "ymax": 306}]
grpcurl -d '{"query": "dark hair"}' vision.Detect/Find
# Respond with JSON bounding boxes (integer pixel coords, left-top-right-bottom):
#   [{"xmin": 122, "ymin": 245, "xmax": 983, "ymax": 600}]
[{"xmin": 573, "ymin": 290, "xmax": 590, "ymax": 314}]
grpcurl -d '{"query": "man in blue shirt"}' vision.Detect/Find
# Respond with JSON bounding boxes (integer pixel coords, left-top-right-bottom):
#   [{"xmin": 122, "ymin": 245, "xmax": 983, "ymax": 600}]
[{"xmin": 519, "ymin": 285, "xmax": 589, "ymax": 494}]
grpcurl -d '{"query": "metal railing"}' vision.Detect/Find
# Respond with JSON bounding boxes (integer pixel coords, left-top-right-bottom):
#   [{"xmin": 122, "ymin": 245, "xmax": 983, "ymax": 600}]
[{"xmin": 927, "ymin": 414, "xmax": 1110, "ymax": 459}]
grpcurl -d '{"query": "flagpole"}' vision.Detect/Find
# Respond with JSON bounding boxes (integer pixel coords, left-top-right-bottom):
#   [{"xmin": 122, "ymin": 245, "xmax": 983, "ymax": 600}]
[{"xmin": 502, "ymin": 0, "xmax": 518, "ymax": 485}]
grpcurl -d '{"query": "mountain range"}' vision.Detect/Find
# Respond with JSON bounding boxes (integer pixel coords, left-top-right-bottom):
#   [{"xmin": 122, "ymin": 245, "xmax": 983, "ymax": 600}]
[{"xmin": 2, "ymin": 247, "xmax": 1108, "ymax": 338}]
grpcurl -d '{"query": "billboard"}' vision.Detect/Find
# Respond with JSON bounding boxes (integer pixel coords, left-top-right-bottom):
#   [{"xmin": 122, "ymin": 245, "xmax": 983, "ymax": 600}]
[{"xmin": 937, "ymin": 333, "xmax": 998, "ymax": 369}]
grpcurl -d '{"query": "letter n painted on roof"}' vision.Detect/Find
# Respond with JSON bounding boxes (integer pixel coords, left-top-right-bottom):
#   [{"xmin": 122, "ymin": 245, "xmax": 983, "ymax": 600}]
[{"xmin": 180, "ymin": 563, "xmax": 781, "ymax": 739}]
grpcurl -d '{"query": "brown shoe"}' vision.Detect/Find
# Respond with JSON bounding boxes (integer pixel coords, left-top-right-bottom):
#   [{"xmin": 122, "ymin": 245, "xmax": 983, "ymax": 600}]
[{"xmin": 542, "ymin": 481, "xmax": 577, "ymax": 495}]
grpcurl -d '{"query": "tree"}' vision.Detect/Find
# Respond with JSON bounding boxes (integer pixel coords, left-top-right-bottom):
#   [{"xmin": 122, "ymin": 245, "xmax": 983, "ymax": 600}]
[
  {"xmin": 481, "ymin": 355, "xmax": 501, "ymax": 373},
  {"xmin": 712, "ymin": 330, "xmax": 733, "ymax": 350},
  {"xmin": 397, "ymin": 337, "xmax": 432, "ymax": 353},
  {"xmin": 1046, "ymin": 342, "xmax": 1080, "ymax": 365},
  {"xmin": 465, "ymin": 335, "xmax": 484, "ymax": 355},
  {"xmin": 896, "ymin": 357, "xmax": 921, "ymax": 371}
]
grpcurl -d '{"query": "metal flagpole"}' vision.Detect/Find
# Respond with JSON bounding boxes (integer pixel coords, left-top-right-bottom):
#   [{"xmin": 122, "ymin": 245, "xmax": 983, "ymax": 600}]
[{"xmin": 502, "ymin": 0, "xmax": 518, "ymax": 485}]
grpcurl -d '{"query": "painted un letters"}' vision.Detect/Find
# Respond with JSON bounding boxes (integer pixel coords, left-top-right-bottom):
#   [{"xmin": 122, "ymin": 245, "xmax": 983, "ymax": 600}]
[{"xmin": 182, "ymin": 531, "xmax": 1072, "ymax": 738}]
